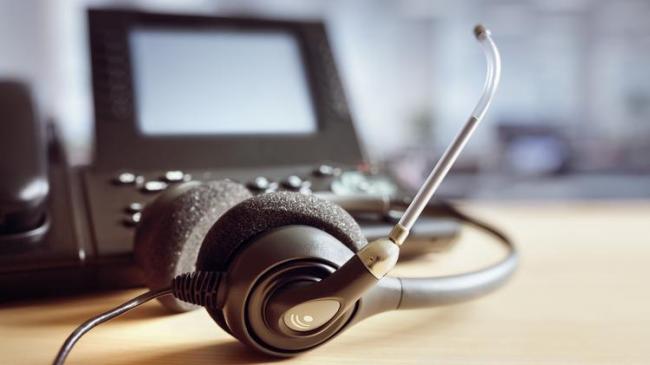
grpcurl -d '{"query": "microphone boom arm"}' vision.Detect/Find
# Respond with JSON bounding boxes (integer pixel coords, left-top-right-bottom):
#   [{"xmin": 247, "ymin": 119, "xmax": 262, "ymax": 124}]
[{"xmin": 389, "ymin": 24, "xmax": 502, "ymax": 245}]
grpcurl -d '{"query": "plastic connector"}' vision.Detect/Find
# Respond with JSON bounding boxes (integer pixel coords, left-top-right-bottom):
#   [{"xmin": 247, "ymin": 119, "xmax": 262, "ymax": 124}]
[{"xmin": 171, "ymin": 271, "xmax": 224, "ymax": 308}]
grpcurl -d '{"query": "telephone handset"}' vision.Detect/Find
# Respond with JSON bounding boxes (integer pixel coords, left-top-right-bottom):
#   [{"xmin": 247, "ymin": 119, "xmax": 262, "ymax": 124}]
[
  {"xmin": 0, "ymin": 81, "xmax": 50, "ymax": 249},
  {"xmin": 0, "ymin": 81, "xmax": 91, "ymax": 296}
]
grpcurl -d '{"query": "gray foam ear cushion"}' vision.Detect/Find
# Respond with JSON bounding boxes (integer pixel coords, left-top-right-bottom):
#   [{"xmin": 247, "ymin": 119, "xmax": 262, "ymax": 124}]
[
  {"xmin": 196, "ymin": 191, "xmax": 367, "ymax": 272},
  {"xmin": 195, "ymin": 191, "xmax": 366, "ymax": 333},
  {"xmin": 134, "ymin": 180, "xmax": 252, "ymax": 312}
]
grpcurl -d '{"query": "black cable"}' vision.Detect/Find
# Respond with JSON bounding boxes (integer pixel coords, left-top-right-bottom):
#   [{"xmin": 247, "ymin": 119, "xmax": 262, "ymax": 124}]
[
  {"xmin": 52, "ymin": 287, "xmax": 172, "ymax": 365},
  {"xmin": 433, "ymin": 201, "xmax": 514, "ymax": 246},
  {"xmin": 392, "ymin": 201, "xmax": 519, "ymax": 308}
]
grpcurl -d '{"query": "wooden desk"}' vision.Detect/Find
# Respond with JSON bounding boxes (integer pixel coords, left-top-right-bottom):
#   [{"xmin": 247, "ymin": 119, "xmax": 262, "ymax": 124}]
[{"xmin": 2, "ymin": 202, "xmax": 649, "ymax": 364}]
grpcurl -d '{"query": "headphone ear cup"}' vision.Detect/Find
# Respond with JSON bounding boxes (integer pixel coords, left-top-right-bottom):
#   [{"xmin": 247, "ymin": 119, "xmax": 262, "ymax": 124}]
[
  {"xmin": 195, "ymin": 191, "xmax": 367, "ymax": 334},
  {"xmin": 133, "ymin": 180, "xmax": 252, "ymax": 312}
]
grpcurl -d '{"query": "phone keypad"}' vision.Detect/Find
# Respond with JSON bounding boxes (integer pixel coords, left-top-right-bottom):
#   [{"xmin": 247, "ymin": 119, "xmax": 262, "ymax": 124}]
[{"xmin": 85, "ymin": 164, "xmax": 401, "ymax": 254}]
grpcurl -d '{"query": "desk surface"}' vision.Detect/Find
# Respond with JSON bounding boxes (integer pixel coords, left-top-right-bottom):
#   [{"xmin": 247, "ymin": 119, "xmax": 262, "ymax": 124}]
[{"xmin": 2, "ymin": 202, "xmax": 649, "ymax": 365}]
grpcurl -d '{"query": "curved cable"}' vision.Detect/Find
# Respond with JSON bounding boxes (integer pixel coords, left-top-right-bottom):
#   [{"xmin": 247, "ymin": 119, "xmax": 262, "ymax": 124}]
[
  {"xmin": 395, "ymin": 202, "xmax": 518, "ymax": 308},
  {"xmin": 393, "ymin": 25, "xmax": 502, "ymax": 242},
  {"xmin": 52, "ymin": 287, "xmax": 172, "ymax": 365}
]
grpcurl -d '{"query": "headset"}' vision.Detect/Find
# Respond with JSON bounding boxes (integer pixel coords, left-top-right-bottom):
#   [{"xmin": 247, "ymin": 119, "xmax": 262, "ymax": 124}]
[{"xmin": 53, "ymin": 25, "xmax": 516, "ymax": 363}]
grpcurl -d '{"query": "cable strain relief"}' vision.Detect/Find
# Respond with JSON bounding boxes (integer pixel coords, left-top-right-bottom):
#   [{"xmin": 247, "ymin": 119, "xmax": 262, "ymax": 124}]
[{"xmin": 171, "ymin": 271, "xmax": 224, "ymax": 308}]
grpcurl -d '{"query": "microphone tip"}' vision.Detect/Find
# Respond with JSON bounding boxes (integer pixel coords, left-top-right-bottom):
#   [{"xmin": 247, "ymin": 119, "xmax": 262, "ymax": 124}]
[{"xmin": 474, "ymin": 24, "xmax": 490, "ymax": 39}]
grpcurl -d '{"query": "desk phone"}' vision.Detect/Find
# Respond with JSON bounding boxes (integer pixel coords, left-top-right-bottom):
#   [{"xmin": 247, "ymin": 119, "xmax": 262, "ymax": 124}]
[{"xmin": 0, "ymin": 9, "xmax": 459, "ymax": 299}]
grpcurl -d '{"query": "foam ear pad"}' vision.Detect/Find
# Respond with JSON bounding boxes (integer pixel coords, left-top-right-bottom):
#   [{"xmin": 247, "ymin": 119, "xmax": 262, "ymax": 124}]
[
  {"xmin": 197, "ymin": 192, "xmax": 366, "ymax": 271},
  {"xmin": 134, "ymin": 180, "xmax": 252, "ymax": 312},
  {"xmin": 196, "ymin": 191, "xmax": 367, "ymax": 332}
]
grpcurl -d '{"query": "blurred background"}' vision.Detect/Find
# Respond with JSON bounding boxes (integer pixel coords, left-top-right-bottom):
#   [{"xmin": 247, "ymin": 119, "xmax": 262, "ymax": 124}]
[{"xmin": 2, "ymin": 0, "xmax": 650, "ymax": 200}]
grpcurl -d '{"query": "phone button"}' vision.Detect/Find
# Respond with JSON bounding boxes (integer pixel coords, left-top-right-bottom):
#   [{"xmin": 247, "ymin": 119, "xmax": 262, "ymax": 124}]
[
  {"xmin": 125, "ymin": 202, "xmax": 144, "ymax": 213},
  {"xmin": 123, "ymin": 212, "xmax": 142, "ymax": 227},
  {"xmin": 162, "ymin": 170, "xmax": 188, "ymax": 183},
  {"xmin": 313, "ymin": 165, "xmax": 341, "ymax": 177},
  {"xmin": 113, "ymin": 172, "xmax": 136, "ymax": 185},
  {"xmin": 142, "ymin": 180, "xmax": 168, "ymax": 193},
  {"xmin": 247, "ymin": 176, "xmax": 277, "ymax": 192},
  {"xmin": 282, "ymin": 175, "xmax": 304, "ymax": 190}
]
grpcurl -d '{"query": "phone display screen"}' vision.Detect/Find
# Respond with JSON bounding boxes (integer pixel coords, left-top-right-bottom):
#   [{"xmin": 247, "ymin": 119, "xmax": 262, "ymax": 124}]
[{"xmin": 129, "ymin": 28, "xmax": 317, "ymax": 135}]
